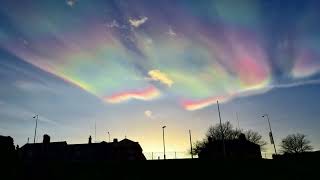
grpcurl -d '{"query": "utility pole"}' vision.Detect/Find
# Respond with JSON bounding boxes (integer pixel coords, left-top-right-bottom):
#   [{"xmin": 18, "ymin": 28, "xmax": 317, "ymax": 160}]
[
  {"xmin": 33, "ymin": 115, "xmax": 38, "ymax": 144},
  {"xmin": 27, "ymin": 137, "xmax": 29, "ymax": 144},
  {"xmin": 236, "ymin": 112, "xmax": 240, "ymax": 129},
  {"xmin": 189, "ymin": 129, "xmax": 193, "ymax": 159},
  {"xmin": 217, "ymin": 101, "xmax": 226, "ymax": 158},
  {"xmin": 162, "ymin": 126, "xmax": 166, "ymax": 160},
  {"xmin": 262, "ymin": 114, "xmax": 277, "ymax": 154},
  {"xmin": 95, "ymin": 121, "xmax": 96, "ymax": 143}
]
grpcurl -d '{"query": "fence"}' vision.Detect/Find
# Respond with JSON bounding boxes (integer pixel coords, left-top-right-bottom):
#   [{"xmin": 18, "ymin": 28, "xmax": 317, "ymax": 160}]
[
  {"xmin": 144, "ymin": 151, "xmax": 273, "ymax": 160},
  {"xmin": 261, "ymin": 152, "xmax": 274, "ymax": 159},
  {"xmin": 143, "ymin": 151, "xmax": 198, "ymax": 160}
]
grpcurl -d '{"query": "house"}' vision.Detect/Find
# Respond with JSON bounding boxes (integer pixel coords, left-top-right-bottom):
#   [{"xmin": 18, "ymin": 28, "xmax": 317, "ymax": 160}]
[
  {"xmin": 272, "ymin": 151, "xmax": 320, "ymax": 160},
  {"xmin": 198, "ymin": 134, "xmax": 262, "ymax": 160},
  {"xmin": 111, "ymin": 138, "xmax": 146, "ymax": 160},
  {"xmin": 20, "ymin": 134, "xmax": 67, "ymax": 161},
  {"xmin": 0, "ymin": 135, "xmax": 15, "ymax": 161},
  {"xmin": 20, "ymin": 134, "xmax": 146, "ymax": 161},
  {"xmin": 67, "ymin": 138, "xmax": 146, "ymax": 161}
]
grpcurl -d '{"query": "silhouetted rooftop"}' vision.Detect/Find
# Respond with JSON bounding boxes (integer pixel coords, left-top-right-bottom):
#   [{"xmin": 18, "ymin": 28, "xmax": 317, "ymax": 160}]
[{"xmin": 19, "ymin": 135, "xmax": 146, "ymax": 161}]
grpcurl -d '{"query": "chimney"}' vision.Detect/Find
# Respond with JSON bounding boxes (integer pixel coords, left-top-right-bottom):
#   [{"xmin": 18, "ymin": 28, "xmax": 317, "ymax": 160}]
[
  {"xmin": 113, "ymin": 138, "xmax": 118, "ymax": 143},
  {"xmin": 43, "ymin": 134, "xmax": 50, "ymax": 144},
  {"xmin": 89, "ymin": 135, "xmax": 92, "ymax": 144},
  {"xmin": 238, "ymin": 133, "xmax": 246, "ymax": 142}
]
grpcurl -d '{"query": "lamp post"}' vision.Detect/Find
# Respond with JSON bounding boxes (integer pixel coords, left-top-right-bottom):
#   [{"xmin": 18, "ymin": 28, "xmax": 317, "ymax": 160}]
[
  {"xmin": 107, "ymin": 131, "xmax": 110, "ymax": 142},
  {"xmin": 162, "ymin": 126, "xmax": 166, "ymax": 160},
  {"xmin": 262, "ymin": 114, "xmax": 277, "ymax": 154}
]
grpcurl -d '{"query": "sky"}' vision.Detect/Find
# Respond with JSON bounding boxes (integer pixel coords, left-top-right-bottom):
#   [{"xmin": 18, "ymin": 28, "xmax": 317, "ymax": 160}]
[{"xmin": 0, "ymin": 0, "xmax": 320, "ymax": 159}]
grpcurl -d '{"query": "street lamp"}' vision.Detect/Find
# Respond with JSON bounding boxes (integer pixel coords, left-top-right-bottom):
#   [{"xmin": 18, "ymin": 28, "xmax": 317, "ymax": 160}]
[
  {"xmin": 107, "ymin": 131, "xmax": 110, "ymax": 142},
  {"xmin": 162, "ymin": 126, "xmax": 166, "ymax": 160},
  {"xmin": 262, "ymin": 114, "xmax": 277, "ymax": 154}
]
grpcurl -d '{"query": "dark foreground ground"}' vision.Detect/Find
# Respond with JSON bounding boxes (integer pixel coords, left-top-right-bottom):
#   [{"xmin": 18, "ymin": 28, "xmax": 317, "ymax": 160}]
[{"xmin": 1, "ymin": 159, "xmax": 318, "ymax": 180}]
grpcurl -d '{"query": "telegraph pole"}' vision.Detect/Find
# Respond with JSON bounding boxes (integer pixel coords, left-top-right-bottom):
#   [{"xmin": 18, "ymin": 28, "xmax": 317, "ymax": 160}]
[
  {"xmin": 95, "ymin": 121, "xmax": 96, "ymax": 143},
  {"xmin": 236, "ymin": 112, "xmax": 240, "ymax": 129},
  {"xmin": 189, "ymin": 129, "xmax": 193, "ymax": 159},
  {"xmin": 217, "ymin": 101, "xmax": 226, "ymax": 158},
  {"xmin": 33, "ymin": 115, "xmax": 38, "ymax": 144}
]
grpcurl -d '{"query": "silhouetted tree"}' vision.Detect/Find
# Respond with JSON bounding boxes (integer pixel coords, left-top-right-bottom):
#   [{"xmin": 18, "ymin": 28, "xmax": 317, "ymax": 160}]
[
  {"xmin": 190, "ymin": 121, "xmax": 267, "ymax": 155},
  {"xmin": 206, "ymin": 121, "xmax": 241, "ymax": 140},
  {"xmin": 191, "ymin": 140, "xmax": 207, "ymax": 155},
  {"xmin": 244, "ymin": 130, "xmax": 267, "ymax": 151},
  {"xmin": 280, "ymin": 133, "xmax": 313, "ymax": 153}
]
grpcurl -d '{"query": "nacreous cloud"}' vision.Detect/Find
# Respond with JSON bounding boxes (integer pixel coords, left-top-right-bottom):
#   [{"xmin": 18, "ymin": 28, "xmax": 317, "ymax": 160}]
[
  {"xmin": 148, "ymin": 69, "xmax": 174, "ymax": 87},
  {"xmin": 104, "ymin": 86, "xmax": 160, "ymax": 103}
]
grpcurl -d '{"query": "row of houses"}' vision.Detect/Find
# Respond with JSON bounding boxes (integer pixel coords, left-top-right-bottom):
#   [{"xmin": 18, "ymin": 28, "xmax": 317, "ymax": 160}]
[
  {"xmin": 1, "ymin": 134, "xmax": 146, "ymax": 161},
  {"xmin": 2, "ymin": 133, "xmax": 319, "ymax": 161},
  {"xmin": 2, "ymin": 133, "xmax": 263, "ymax": 161}
]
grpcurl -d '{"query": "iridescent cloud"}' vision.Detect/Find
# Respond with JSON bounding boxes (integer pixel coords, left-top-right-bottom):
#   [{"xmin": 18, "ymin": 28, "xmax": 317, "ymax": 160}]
[
  {"xmin": 182, "ymin": 96, "xmax": 230, "ymax": 111},
  {"xmin": 104, "ymin": 86, "xmax": 160, "ymax": 103},
  {"xmin": 148, "ymin": 69, "xmax": 174, "ymax": 87},
  {"xmin": 0, "ymin": 0, "xmax": 319, "ymax": 111}
]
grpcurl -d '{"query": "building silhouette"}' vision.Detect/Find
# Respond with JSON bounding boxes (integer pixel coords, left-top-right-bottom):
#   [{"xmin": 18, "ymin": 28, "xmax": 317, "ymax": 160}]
[
  {"xmin": 20, "ymin": 134, "xmax": 146, "ymax": 161},
  {"xmin": 198, "ymin": 134, "xmax": 262, "ymax": 159},
  {"xmin": 0, "ymin": 135, "xmax": 16, "ymax": 161},
  {"xmin": 67, "ymin": 138, "xmax": 146, "ymax": 161},
  {"xmin": 20, "ymin": 134, "xmax": 67, "ymax": 161},
  {"xmin": 272, "ymin": 151, "xmax": 320, "ymax": 160}
]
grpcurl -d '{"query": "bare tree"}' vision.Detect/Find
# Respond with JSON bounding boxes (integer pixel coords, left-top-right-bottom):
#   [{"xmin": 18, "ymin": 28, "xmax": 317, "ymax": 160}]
[
  {"xmin": 206, "ymin": 121, "xmax": 241, "ymax": 140},
  {"xmin": 244, "ymin": 130, "xmax": 267, "ymax": 151},
  {"xmin": 190, "ymin": 140, "xmax": 207, "ymax": 155},
  {"xmin": 190, "ymin": 121, "xmax": 267, "ymax": 155},
  {"xmin": 280, "ymin": 133, "xmax": 313, "ymax": 153}
]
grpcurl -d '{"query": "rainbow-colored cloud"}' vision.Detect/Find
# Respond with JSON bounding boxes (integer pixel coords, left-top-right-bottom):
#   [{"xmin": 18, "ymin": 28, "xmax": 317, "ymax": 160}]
[
  {"xmin": 182, "ymin": 96, "xmax": 230, "ymax": 111},
  {"xmin": 0, "ymin": 0, "xmax": 319, "ymax": 111},
  {"xmin": 148, "ymin": 69, "xmax": 174, "ymax": 87},
  {"xmin": 104, "ymin": 86, "xmax": 160, "ymax": 103}
]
